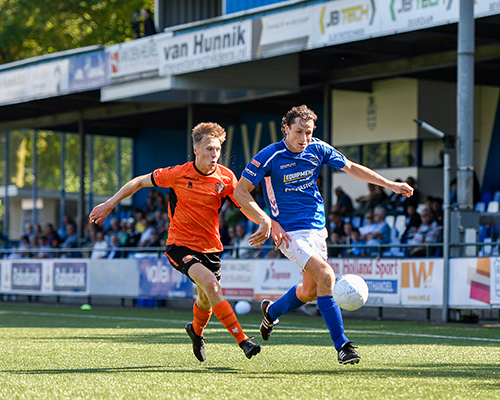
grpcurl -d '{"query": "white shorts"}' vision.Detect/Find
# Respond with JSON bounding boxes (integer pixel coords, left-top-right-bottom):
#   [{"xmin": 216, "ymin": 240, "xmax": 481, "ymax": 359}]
[{"xmin": 279, "ymin": 228, "xmax": 328, "ymax": 270}]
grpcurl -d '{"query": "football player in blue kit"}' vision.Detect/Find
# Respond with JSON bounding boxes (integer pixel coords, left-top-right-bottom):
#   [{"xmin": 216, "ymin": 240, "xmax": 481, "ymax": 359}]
[{"xmin": 234, "ymin": 105, "xmax": 413, "ymax": 364}]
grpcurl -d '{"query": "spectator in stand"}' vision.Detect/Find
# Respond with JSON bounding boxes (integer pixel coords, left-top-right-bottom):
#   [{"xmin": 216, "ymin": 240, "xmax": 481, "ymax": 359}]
[
  {"xmin": 123, "ymin": 218, "xmax": 141, "ymax": 256},
  {"xmin": 361, "ymin": 206, "xmax": 390, "ymax": 255},
  {"xmin": 91, "ymin": 231, "xmax": 109, "ymax": 259},
  {"xmin": 401, "ymin": 204, "xmax": 421, "ymax": 243},
  {"xmin": 236, "ymin": 224, "xmax": 256, "ymax": 259},
  {"xmin": 106, "ymin": 218, "xmax": 121, "ymax": 244},
  {"xmin": 141, "ymin": 230, "xmax": 162, "ymax": 248},
  {"xmin": 43, "ymin": 223, "xmax": 61, "ymax": 248},
  {"xmin": 139, "ymin": 216, "xmax": 155, "ymax": 246},
  {"xmin": 58, "ymin": 215, "xmax": 74, "ymax": 240},
  {"xmin": 359, "ymin": 210, "xmax": 376, "ymax": 235},
  {"xmin": 60, "ymin": 222, "xmax": 81, "ymax": 258},
  {"xmin": 108, "ymin": 234, "xmax": 123, "ymax": 259},
  {"xmin": 328, "ymin": 211, "xmax": 345, "ymax": 238},
  {"xmin": 8, "ymin": 236, "xmax": 30, "ymax": 259},
  {"xmin": 346, "ymin": 228, "xmax": 366, "ymax": 257},
  {"xmin": 34, "ymin": 236, "xmax": 52, "ymax": 259},
  {"xmin": 82, "ymin": 227, "xmax": 97, "ymax": 258},
  {"xmin": 331, "ymin": 186, "xmax": 354, "ymax": 218},
  {"xmin": 141, "ymin": 8, "xmax": 156, "ymax": 37},
  {"xmin": 327, "ymin": 231, "xmax": 344, "ymax": 258},
  {"xmin": 222, "ymin": 225, "xmax": 237, "ymax": 259},
  {"xmin": 23, "ymin": 223, "xmax": 34, "ymax": 238},
  {"xmin": 343, "ymin": 222, "xmax": 353, "ymax": 245},
  {"xmin": 34, "ymin": 223, "xmax": 42, "ymax": 237},
  {"xmin": 408, "ymin": 208, "xmax": 442, "ymax": 257},
  {"xmin": 355, "ymin": 183, "xmax": 388, "ymax": 216},
  {"xmin": 431, "ymin": 197, "xmax": 444, "ymax": 226},
  {"xmin": 29, "ymin": 235, "xmax": 39, "ymax": 257}
]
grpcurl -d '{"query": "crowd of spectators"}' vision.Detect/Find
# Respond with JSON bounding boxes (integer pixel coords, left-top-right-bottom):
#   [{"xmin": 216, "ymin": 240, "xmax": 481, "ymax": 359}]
[
  {"xmin": 326, "ymin": 176, "xmax": 444, "ymax": 258},
  {"xmin": 5, "ymin": 176, "xmax": 445, "ymax": 260}
]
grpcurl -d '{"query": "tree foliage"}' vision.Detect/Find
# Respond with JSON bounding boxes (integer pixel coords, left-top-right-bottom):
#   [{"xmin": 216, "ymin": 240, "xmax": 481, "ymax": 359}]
[{"xmin": 0, "ymin": 0, "xmax": 154, "ymax": 64}]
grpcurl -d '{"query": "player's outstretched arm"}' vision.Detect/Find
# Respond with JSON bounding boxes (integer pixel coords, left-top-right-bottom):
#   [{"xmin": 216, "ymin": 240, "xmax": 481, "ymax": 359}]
[
  {"xmin": 341, "ymin": 159, "xmax": 414, "ymax": 197},
  {"xmin": 89, "ymin": 174, "xmax": 153, "ymax": 225},
  {"xmin": 234, "ymin": 177, "xmax": 272, "ymax": 248}
]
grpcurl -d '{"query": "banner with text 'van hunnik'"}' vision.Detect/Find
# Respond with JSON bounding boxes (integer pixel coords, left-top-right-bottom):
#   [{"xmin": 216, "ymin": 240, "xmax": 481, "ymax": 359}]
[{"xmin": 158, "ymin": 20, "xmax": 252, "ymax": 76}]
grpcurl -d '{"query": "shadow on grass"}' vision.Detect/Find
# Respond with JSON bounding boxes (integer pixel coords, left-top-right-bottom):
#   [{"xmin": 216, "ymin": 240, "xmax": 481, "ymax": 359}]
[
  {"xmin": 3, "ymin": 363, "xmax": 500, "ymax": 386},
  {"xmin": 20, "ymin": 328, "xmax": 500, "ymax": 348},
  {"xmin": 2, "ymin": 365, "xmax": 239, "ymax": 375}
]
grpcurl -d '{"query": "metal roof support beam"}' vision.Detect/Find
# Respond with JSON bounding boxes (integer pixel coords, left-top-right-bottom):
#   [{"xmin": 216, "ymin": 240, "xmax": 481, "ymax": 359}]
[
  {"xmin": 457, "ymin": 0, "xmax": 475, "ymax": 212},
  {"xmin": 0, "ymin": 102, "xmax": 177, "ymax": 132},
  {"xmin": 328, "ymin": 43, "xmax": 500, "ymax": 84}
]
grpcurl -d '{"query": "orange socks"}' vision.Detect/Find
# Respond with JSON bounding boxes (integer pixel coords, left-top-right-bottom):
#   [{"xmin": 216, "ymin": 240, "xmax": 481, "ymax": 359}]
[
  {"xmin": 212, "ymin": 299, "xmax": 248, "ymax": 344},
  {"xmin": 192, "ymin": 301, "xmax": 212, "ymax": 336}
]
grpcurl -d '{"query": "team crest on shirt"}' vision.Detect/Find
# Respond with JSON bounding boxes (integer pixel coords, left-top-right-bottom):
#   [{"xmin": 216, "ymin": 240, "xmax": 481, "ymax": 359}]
[
  {"xmin": 182, "ymin": 255, "xmax": 194, "ymax": 264},
  {"xmin": 215, "ymin": 182, "xmax": 225, "ymax": 193}
]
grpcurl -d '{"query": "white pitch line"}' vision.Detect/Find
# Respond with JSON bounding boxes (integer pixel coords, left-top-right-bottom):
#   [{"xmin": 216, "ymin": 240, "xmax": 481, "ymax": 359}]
[{"xmin": 2, "ymin": 310, "xmax": 500, "ymax": 343}]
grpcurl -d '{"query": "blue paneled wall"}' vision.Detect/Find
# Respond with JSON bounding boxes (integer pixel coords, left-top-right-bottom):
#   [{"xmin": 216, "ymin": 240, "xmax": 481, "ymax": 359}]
[{"xmin": 225, "ymin": 0, "xmax": 289, "ymax": 14}]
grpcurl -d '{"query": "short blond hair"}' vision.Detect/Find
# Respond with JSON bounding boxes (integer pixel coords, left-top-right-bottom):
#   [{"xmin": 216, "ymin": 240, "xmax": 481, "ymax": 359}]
[{"xmin": 192, "ymin": 122, "xmax": 226, "ymax": 146}]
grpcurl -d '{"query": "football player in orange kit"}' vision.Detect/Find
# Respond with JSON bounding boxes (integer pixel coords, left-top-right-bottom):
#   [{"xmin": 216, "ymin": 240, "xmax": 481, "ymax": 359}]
[{"xmin": 89, "ymin": 122, "xmax": 260, "ymax": 362}]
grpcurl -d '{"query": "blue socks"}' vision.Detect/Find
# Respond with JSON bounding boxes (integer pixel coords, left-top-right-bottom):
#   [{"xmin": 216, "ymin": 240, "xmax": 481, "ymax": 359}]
[
  {"xmin": 267, "ymin": 286, "xmax": 349, "ymax": 351},
  {"xmin": 268, "ymin": 284, "xmax": 305, "ymax": 322},
  {"xmin": 317, "ymin": 295, "xmax": 349, "ymax": 350}
]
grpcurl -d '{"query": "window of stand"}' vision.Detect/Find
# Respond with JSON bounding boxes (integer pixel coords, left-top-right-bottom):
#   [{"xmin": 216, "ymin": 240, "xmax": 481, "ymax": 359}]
[{"xmin": 337, "ymin": 140, "xmax": 417, "ymax": 168}]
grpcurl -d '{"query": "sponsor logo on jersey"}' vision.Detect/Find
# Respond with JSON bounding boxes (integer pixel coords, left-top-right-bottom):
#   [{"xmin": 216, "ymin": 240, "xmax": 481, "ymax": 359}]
[
  {"xmin": 215, "ymin": 182, "xmax": 225, "ymax": 193},
  {"xmin": 182, "ymin": 255, "xmax": 194, "ymax": 264},
  {"xmin": 251, "ymin": 159, "xmax": 261, "ymax": 167},
  {"xmin": 283, "ymin": 168, "xmax": 315, "ymax": 183},
  {"xmin": 244, "ymin": 167, "xmax": 256, "ymax": 177},
  {"xmin": 183, "ymin": 176, "xmax": 199, "ymax": 181},
  {"xmin": 280, "ymin": 162, "xmax": 296, "ymax": 169}
]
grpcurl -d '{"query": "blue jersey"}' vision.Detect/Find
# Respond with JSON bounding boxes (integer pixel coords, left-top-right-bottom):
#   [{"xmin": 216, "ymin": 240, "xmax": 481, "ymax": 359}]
[{"xmin": 241, "ymin": 137, "xmax": 346, "ymax": 232}]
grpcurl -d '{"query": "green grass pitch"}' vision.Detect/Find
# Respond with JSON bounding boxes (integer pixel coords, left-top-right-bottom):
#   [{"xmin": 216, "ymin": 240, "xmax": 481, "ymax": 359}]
[{"xmin": 0, "ymin": 304, "xmax": 499, "ymax": 399}]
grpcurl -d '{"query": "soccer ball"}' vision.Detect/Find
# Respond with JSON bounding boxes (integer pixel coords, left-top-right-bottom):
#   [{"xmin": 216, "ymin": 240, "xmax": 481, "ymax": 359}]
[
  {"xmin": 333, "ymin": 274, "xmax": 369, "ymax": 311},
  {"xmin": 234, "ymin": 300, "xmax": 251, "ymax": 315}
]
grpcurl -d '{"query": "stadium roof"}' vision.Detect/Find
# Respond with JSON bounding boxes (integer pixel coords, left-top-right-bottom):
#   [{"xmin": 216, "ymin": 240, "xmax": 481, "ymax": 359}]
[{"xmin": 1, "ymin": 2, "xmax": 500, "ymax": 136}]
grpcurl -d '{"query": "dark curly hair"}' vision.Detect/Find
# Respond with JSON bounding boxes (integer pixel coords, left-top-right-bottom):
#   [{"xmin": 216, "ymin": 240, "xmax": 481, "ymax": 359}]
[{"xmin": 280, "ymin": 105, "xmax": 318, "ymax": 135}]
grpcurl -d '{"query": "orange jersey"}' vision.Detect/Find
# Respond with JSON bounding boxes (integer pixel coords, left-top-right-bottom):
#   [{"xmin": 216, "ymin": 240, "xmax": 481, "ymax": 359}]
[{"xmin": 152, "ymin": 162, "xmax": 239, "ymax": 253}]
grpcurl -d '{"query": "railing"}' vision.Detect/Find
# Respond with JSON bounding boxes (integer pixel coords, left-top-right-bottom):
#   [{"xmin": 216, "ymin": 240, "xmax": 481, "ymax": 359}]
[{"xmin": 2, "ymin": 241, "xmax": 498, "ymax": 259}]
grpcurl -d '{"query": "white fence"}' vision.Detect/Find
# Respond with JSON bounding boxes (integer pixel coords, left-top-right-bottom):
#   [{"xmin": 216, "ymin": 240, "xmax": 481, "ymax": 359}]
[{"xmin": 1, "ymin": 256, "xmax": 500, "ymax": 308}]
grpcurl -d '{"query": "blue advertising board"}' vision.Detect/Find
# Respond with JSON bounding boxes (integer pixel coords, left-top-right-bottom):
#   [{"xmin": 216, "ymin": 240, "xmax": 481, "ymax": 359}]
[
  {"xmin": 139, "ymin": 258, "xmax": 193, "ymax": 298},
  {"xmin": 68, "ymin": 51, "xmax": 111, "ymax": 92}
]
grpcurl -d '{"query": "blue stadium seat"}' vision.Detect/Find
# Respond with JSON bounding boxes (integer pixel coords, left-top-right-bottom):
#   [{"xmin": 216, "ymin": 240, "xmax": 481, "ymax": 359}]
[
  {"xmin": 494, "ymin": 190, "xmax": 500, "ymax": 203},
  {"xmin": 351, "ymin": 216, "xmax": 361, "ymax": 229},
  {"xmin": 482, "ymin": 191, "xmax": 493, "ymax": 205},
  {"xmin": 474, "ymin": 201, "xmax": 486, "ymax": 212}
]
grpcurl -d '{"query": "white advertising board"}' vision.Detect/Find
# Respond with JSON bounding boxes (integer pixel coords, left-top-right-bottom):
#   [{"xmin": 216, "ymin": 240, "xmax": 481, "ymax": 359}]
[
  {"xmin": 449, "ymin": 258, "xmax": 493, "ymax": 308},
  {"xmin": 1, "ymin": 260, "xmax": 89, "ymax": 296},
  {"xmin": 221, "ymin": 259, "xmax": 255, "ymax": 299},
  {"xmin": 107, "ymin": 36, "xmax": 159, "ymax": 83},
  {"xmin": 0, "ymin": 59, "xmax": 69, "ymax": 105},
  {"xmin": 329, "ymin": 258, "xmax": 401, "ymax": 306},
  {"xmin": 253, "ymin": 259, "xmax": 302, "ymax": 300},
  {"xmin": 400, "ymin": 258, "xmax": 443, "ymax": 307},
  {"xmin": 254, "ymin": 7, "xmax": 314, "ymax": 58},
  {"xmin": 158, "ymin": 20, "xmax": 252, "ymax": 76}
]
